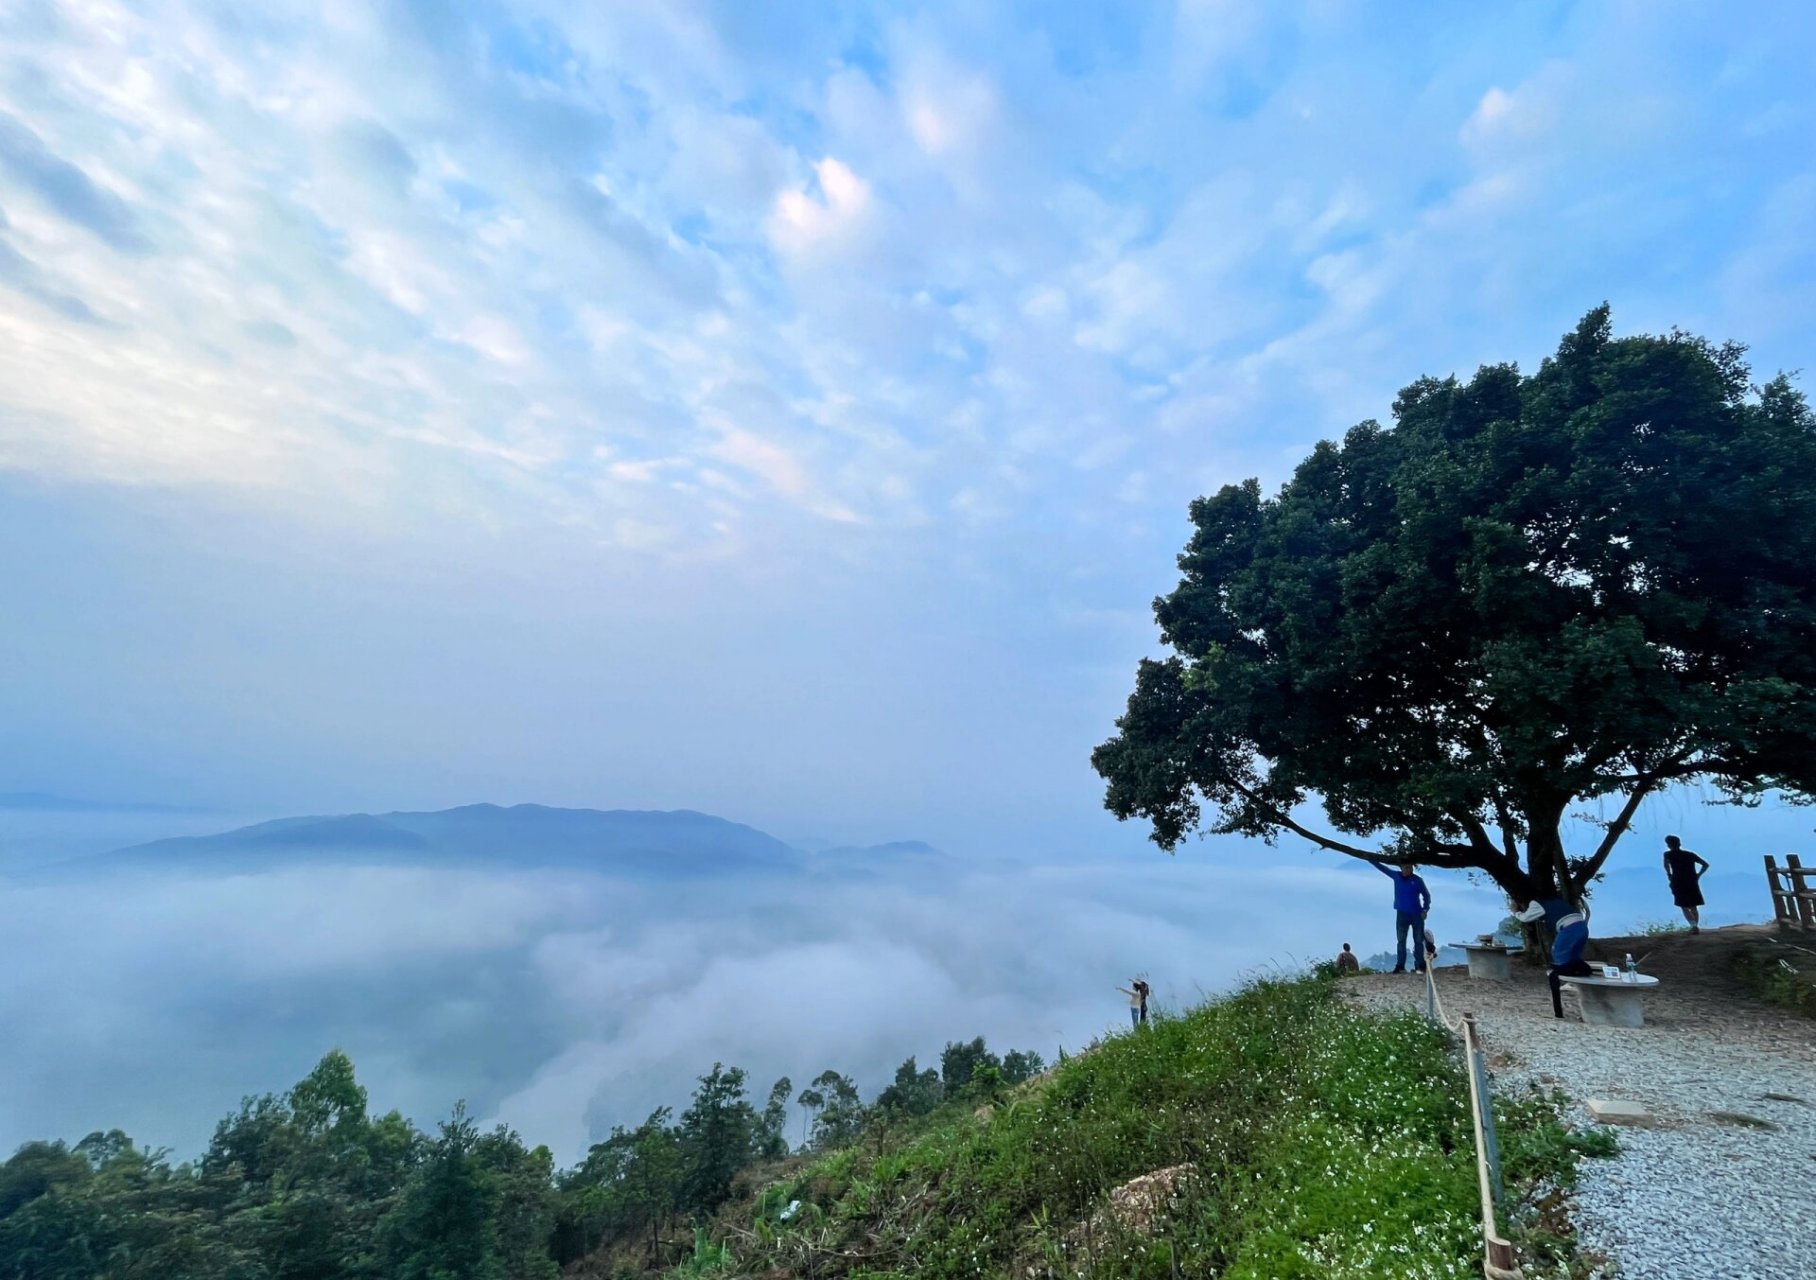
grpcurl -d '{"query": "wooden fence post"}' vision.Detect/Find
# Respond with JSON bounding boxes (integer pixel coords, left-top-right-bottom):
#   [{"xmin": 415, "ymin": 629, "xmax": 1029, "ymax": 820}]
[
  {"xmin": 1789, "ymin": 855, "xmax": 1816, "ymax": 930},
  {"xmin": 1767, "ymin": 856, "xmax": 1794, "ymax": 926}
]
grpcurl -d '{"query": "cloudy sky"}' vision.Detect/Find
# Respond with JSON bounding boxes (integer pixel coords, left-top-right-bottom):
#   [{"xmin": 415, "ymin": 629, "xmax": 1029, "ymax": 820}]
[
  {"xmin": 4, "ymin": 0, "xmax": 1813, "ymax": 851},
  {"xmin": 3, "ymin": 0, "xmax": 1815, "ymax": 1161}
]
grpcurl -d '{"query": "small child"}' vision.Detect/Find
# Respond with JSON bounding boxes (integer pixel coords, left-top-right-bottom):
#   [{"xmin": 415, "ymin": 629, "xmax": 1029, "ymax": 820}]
[
  {"xmin": 1116, "ymin": 978, "xmax": 1150, "ymax": 1028},
  {"xmin": 1336, "ymin": 943, "xmax": 1360, "ymax": 973}
]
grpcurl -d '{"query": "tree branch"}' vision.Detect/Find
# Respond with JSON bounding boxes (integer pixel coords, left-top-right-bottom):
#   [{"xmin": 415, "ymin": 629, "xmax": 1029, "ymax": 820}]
[
  {"xmin": 1221, "ymin": 776, "xmax": 1384, "ymax": 860},
  {"xmin": 1220, "ymin": 776, "xmax": 1509, "ymax": 876},
  {"xmin": 1489, "ymin": 792, "xmax": 1521, "ymax": 864},
  {"xmin": 1453, "ymin": 809, "xmax": 1506, "ymax": 861},
  {"xmin": 1567, "ymin": 751, "xmax": 1690, "ymax": 895},
  {"xmin": 1600, "ymin": 751, "xmax": 1713, "ymax": 785},
  {"xmin": 1409, "ymin": 842, "xmax": 1497, "ymax": 871}
]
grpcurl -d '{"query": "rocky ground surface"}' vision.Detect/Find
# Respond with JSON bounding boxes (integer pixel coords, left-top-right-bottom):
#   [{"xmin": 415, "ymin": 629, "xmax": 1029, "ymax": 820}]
[{"xmin": 1344, "ymin": 924, "xmax": 1816, "ymax": 1280}]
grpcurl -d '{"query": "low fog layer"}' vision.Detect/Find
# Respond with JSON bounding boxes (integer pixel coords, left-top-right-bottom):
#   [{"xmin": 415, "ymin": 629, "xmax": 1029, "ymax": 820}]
[{"xmin": 0, "ymin": 805, "xmax": 1780, "ymax": 1165}]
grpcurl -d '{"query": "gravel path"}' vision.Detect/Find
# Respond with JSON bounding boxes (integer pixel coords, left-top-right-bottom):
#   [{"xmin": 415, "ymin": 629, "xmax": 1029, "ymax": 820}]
[{"xmin": 1343, "ymin": 927, "xmax": 1816, "ymax": 1280}]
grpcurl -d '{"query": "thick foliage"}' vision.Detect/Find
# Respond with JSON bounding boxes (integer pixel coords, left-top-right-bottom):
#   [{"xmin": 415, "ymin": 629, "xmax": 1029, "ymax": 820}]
[
  {"xmin": 0, "ymin": 1053, "xmax": 557, "ymax": 1280},
  {"xmin": 0, "ymin": 1031, "xmax": 1047, "ymax": 1278},
  {"xmin": 1096, "ymin": 307, "xmax": 1816, "ymax": 899}
]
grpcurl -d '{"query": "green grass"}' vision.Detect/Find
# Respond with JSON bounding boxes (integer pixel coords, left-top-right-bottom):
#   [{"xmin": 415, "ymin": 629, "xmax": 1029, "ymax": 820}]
[
  {"xmin": 706, "ymin": 975, "xmax": 1609, "ymax": 1279},
  {"xmin": 1733, "ymin": 945, "xmax": 1816, "ymax": 1018},
  {"xmin": 1634, "ymin": 919, "xmax": 1689, "ymax": 937}
]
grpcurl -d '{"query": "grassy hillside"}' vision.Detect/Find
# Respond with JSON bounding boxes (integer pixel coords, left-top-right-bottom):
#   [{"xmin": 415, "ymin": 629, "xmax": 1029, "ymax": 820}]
[{"xmin": 673, "ymin": 974, "xmax": 1606, "ymax": 1280}]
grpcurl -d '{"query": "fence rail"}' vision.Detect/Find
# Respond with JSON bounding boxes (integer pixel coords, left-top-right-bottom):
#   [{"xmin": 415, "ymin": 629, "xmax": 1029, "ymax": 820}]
[
  {"xmin": 1765, "ymin": 854, "xmax": 1816, "ymax": 929},
  {"xmin": 1423, "ymin": 966, "xmax": 1523, "ymax": 1280}
]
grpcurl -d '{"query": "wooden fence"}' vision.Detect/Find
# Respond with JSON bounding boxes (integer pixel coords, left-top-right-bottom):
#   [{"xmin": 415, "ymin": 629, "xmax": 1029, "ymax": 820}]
[
  {"xmin": 1765, "ymin": 855, "xmax": 1816, "ymax": 929},
  {"xmin": 1423, "ymin": 967, "xmax": 1522, "ymax": 1280}
]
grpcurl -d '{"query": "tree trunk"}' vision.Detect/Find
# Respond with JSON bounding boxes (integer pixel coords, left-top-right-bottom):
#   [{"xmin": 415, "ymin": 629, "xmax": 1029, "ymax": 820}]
[
  {"xmin": 1522, "ymin": 798, "xmax": 1571, "ymax": 898},
  {"xmin": 1515, "ymin": 800, "xmax": 1572, "ymax": 955}
]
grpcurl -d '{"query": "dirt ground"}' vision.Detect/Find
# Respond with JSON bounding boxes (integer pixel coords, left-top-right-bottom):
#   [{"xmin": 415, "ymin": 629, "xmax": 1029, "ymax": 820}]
[{"xmin": 1574, "ymin": 922, "xmax": 1816, "ymax": 1050}]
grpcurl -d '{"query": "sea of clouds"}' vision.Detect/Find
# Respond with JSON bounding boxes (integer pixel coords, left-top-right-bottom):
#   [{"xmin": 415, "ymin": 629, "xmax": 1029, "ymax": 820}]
[
  {"xmin": 0, "ymin": 800, "xmax": 1791, "ymax": 1166},
  {"xmin": 0, "ymin": 809, "xmax": 1494, "ymax": 1164}
]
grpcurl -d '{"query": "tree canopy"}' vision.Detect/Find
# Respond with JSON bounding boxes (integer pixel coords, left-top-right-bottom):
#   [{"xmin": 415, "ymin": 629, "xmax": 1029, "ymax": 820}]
[
  {"xmin": 1094, "ymin": 307, "xmax": 1816, "ymax": 901},
  {"xmin": 3, "ymin": 1026, "xmax": 1049, "ymax": 1279}
]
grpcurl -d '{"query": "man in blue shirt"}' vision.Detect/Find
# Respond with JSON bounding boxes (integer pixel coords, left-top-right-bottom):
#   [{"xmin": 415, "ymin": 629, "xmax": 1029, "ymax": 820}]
[
  {"xmin": 1516, "ymin": 897, "xmax": 1592, "ymax": 1018},
  {"xmin": 1373, "ymin": 859, "xmax": 1432, "ymax": 973}
]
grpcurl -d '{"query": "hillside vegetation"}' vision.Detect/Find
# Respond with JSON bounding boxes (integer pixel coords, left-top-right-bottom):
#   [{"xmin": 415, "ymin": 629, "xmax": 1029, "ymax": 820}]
[
  {"xmin": 0, "ymin": 974, "xmax": 1604, "ymax": 1280},
  {"xmin": 700, "ymin": 974, "xmax": 1604, "ymax": 1280}
]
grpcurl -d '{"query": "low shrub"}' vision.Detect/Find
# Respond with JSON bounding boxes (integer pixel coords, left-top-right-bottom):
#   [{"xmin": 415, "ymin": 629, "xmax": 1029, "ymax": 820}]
[{"xmin": 1734, "ymin": 946, "xmax": 1816, "ymax": 1018}]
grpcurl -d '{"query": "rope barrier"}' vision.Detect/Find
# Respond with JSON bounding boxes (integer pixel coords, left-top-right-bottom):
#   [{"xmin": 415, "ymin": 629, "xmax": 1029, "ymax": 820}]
[{"xmin": 1424, "ymin": 965, "xmax": 1523, "ymax": 1280}]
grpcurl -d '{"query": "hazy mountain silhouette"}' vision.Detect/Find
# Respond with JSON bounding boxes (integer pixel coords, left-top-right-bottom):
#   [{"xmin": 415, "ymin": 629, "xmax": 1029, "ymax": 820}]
[
  {"xmin": 814, "ymin": 840, "xmax": 940, "ymax": 858},
  {"xmin": 92, "ymin": 803, "xmax": 803, "ymax": 877},
  {"xmin": 1363, "ymin": 944, "xmax": 1469, "ymax": 971},
  {"xmin": 1590, "ymin": 862, "xmax": 1765, "ymax": 929}
]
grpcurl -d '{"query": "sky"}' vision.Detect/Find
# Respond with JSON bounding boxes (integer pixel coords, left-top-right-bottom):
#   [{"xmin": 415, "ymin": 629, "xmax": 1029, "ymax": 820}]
[
  {"xmin": 2, "ymin": 0, "xmax": 1814, "ymax": 853},
  {"xmin": 3, "ymin": 0, "xmax": 1816, "ymax": 1160}
]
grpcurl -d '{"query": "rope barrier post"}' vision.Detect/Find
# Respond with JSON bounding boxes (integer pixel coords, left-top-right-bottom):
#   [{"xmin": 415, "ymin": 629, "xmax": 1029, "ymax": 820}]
[
  {"xmin": 1461, "ymin": 1014, "xmax": 1522, "ymax": 1280},
  {"xmin": 1427, "ymin": 966, "xmax": 1522, "ymax": 1279},
  {"xmin": 1465, "ymin": 1015, "xmax": 1506, "ymax": 1207}
]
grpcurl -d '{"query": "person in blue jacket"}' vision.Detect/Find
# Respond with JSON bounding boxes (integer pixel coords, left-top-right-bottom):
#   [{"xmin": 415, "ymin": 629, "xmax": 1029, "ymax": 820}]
[
  {"xmin": 1373, "ymin": 859, "xmax": 1432, "ymax": 973},
  {"xmin": 1516, "ymin": 896, "xmax": 1592, "ymax": 1018}
]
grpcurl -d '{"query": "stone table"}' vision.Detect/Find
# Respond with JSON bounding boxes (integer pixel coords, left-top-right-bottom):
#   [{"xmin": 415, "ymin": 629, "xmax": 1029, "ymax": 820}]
[
  {"xmin": 1560, "ymin": 973, "xmax": 1662, "ymax": 1027},
  {"xmin": 1455, "ymin": 942, "xmax": 1521, "ymax": 980}
]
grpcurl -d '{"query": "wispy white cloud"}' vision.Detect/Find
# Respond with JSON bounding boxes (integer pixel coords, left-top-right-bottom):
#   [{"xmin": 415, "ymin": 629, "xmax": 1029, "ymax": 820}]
[
  {"xmin": 2, "ymin": 0, "xmax": 1809, "ymax": 567},
  {"xmin": 770, "ymin": 157, "xmax": 875, "ymax": 261}
]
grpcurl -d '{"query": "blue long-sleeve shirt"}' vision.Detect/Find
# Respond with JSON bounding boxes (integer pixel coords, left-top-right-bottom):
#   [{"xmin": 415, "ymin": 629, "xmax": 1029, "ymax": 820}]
[
  {"xmin": 1539, "ymin": 898, "xmax": 1589, "ymax": 967},
  {"xmin": 1374, "ymin": 861, "xmax": 1431, "ymax": 915}
]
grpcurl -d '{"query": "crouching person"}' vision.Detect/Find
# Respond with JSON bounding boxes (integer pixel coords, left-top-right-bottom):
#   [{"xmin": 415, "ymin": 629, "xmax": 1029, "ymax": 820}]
[{"xmin": 1515, "ymin": 896, "xmax": 1592, "ymax": 1019}]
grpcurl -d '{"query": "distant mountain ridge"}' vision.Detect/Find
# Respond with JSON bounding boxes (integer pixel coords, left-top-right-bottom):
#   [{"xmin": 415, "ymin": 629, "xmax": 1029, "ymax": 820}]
[
  {"xmin": 156, "ymin": 812, "xmax": 432, "ymax": 853},
  {"xmin": 1364, "ymin": 944, "xmax": 1469, "ymax": 972},
  {"xmin": 91, "ymin": 803, "xmax": 937, "ymax": 877},
  {"xmin": 815, "ymin": 840, "xmax": 939, "ymax": 858}
]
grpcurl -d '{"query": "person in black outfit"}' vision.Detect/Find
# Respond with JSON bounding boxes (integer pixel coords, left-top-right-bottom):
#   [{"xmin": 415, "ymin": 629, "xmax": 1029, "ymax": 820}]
[{"xmin": 1663, "ymin": 835, "xmax": 1710, "ymax": 933}]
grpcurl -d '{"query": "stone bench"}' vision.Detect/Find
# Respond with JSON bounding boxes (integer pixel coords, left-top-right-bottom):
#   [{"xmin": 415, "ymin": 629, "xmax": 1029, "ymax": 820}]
[
  {"xmin": 1454, "ymin": 942, "xmax": 1521, "ymax": 980},
  {"xmin": 1560, "ymin": 973, "xmax": 1660, "ymax": 1027}
]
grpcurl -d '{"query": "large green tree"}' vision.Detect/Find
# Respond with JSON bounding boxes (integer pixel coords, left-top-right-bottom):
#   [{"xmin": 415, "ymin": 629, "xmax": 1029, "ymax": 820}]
[
  {"xmin": 378, "ymin": 1105, "xmax": 505, "ymax": 1280},
  {"xmin": 1095, "ymin": 308, "xmax": 1816, "ymax": 902},
  {"xmin": 801, "ymin": 1070, "xmax": 863, "ymax": 1150},
  {"xmin": 553, "ymin": 1108, "xmax": 682, "ymax": 1267},
  {"xmin": 203, "ymin": 1049, "xmax": 418, "ymax": 1280},
  {"xmin": 937, "ymin": 1037, "xmax": 1000, "ymax": 1098},
  {"xmin": 676, "ymin": 1065, "xmax": 759, "ymax": 1218},
  {"xmin": 874, "ymin": 1057, "xmax": 942, "ymax": 1120},
  {"xmin": 756, "ymin": 1077, "xmax": 793, "ymax": 1162}
]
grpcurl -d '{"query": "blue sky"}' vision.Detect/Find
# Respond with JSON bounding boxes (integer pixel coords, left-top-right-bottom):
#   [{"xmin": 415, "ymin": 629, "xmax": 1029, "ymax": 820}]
[{"xmin": 3, "ymin": 0, "xmax": 1815, "ymax": 858}]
